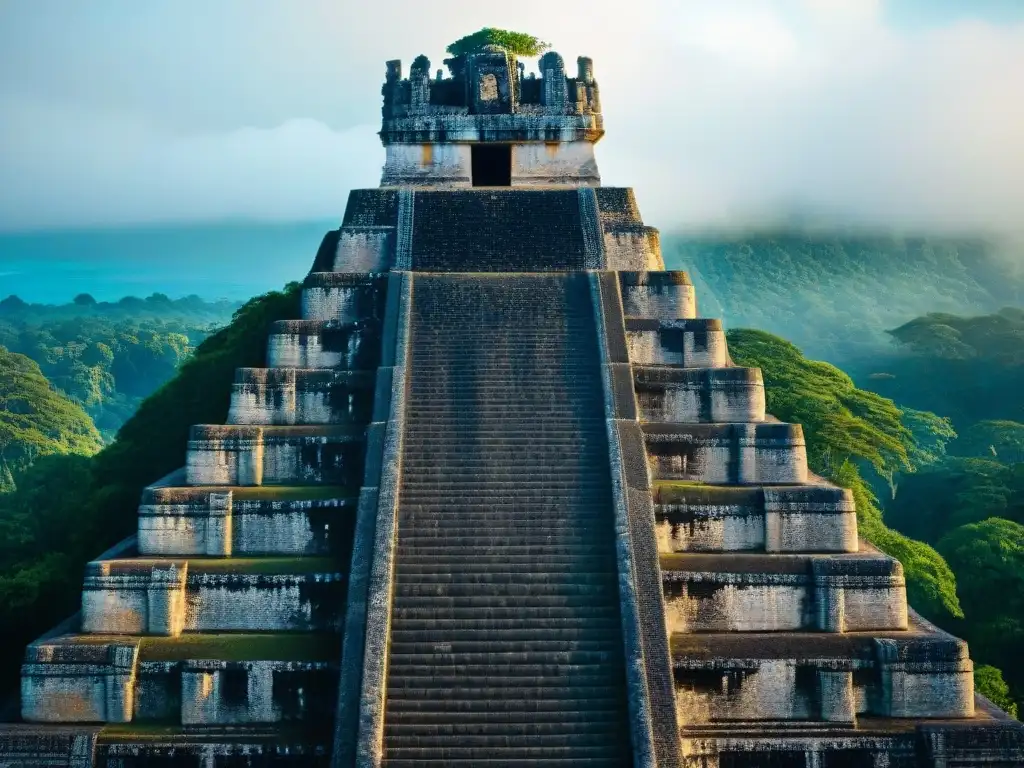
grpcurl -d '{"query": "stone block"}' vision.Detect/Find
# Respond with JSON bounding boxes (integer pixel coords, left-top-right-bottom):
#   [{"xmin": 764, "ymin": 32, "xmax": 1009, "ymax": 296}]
[
  {"xmin": 228, "ymin": 368, "xmax": 375, "ymax": 426},
  {"xmin": 266, "ymin": 320, "xmax": 380, "ymax": 370},
  {"xmin": 138, "ymin": 482, "xmax": 357, "ymax": 557},
  {"xmin": 653, "ymin": 484, "xmax": 858, "ymax": 553},
  {"xmin": 661, "ymin": 553, "xmax": 908, "ymax": 632},
  {"xmin": 635, "ymin": 366, "xmax": 765, "ymax": 423},
  {"xmin": 185, "ymin": 425, "xmax": 365, "ymax": 487},
  {"xmin": 325, "ymin": 227, "xmax": 395, "ymax": 272},
  {"xmin": 22, "ymin": 641, "xmax": 140, "ymax": 723},
  {"xmin": 81, "ymin": 561, "xmax": 187, "ymax": 636},
  {"xmin": 82, "ymin": 559, "xmax": 345, "ymax": 633},
  {"xmin": 672, "ymin": 628, "xmax": 974, "ymax": 724},
  {"xmin": 301, "ymin": 272, "xmax": 388, "ymax": 322},
  {"xmin": 381, "ymin": 143, "xmax": 471, "ymax": 187},
  {"xmin": 619, "ymin": 271, "xmax": 696, "ymax": 319},
  {"xmin": 604, "ymin": 225, "xmax": 664, "ymax": 271},
  {"xmin": 180, "ymin": 660, "xmax": 336, "ymax": 725},
  {"xmin": 644, "ymin": 423, "xmax": 808, "ymax": 484},
  {"xmin": 625, "ymin": 318, "xmax": 728, "ymax": 368}
]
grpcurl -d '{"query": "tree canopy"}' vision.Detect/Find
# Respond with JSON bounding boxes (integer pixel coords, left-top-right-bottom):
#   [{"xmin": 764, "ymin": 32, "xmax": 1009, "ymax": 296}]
[
  {"xmin": 446, "ymin": 28, "xmax": 551, "ymax": 58},
  {"xmin": 0, "ymin": 347, "xmax": 101, "ymax": 490}
]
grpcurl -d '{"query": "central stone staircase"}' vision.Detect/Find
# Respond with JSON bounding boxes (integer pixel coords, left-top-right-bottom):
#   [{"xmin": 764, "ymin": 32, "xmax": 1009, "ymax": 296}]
[{"xmin": 382, "ymin": 274, "xmax": 633, "ymax": 766}]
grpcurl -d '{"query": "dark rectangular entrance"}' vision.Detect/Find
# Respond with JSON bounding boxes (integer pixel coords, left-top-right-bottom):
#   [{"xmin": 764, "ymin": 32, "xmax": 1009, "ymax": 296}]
[{"xmin": 471, "ymin": 144, "xmax": 512, "ymax": 187}]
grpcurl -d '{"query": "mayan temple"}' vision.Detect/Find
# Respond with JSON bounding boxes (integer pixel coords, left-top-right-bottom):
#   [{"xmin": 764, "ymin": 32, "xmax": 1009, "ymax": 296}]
[{"xmin": 3, "ymin": 37, "xmax": 1024, "ymax": 768}]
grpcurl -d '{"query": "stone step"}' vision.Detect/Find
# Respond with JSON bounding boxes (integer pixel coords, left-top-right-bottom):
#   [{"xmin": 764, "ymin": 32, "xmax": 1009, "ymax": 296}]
[
  {"xmin": 397, "ymin": 532, "xmax": 609, "ymax": 546},
  {"xmin": 228, "ymin": 367, "xmax": 375, "ymax": 426},
  {"xmin": 266, "ymin": 319, "xmax": 381, "ymax": 369},
  {"xmin": 653, "ymin": 482, "xmax": 859, "ymax": 554},
  {"xmin": 393, "ymin": 570, "xmax": 618, "ymax": 585},
  {"xmin": 644, "ymin": 421, "xmax": 808, "ymax": 485},
  {"xmin": 383, "ymin": 732, "xmax": 625, "ymax": 749},
  {"xmin": 185, "ymin": 424, "xmax": 364, "ymax": 487},
  {"xmin": 620, "ymin": 270, "xmax": 696, "ymax": 320},
  {"xmin": 624, "ymin": 318, "xmax": 727, "ymax": 368},
  {"xmin": 671, "ymin": 622, "xmax": 974, "ymax": 722},
  {"xmin": 385, "ymin": 718, "xmax": 620, "ymax": 734},
  {"xmin": 392, "ymin": 606, "xmax": 619, "ymax": 621},
  {"xmin": 389, "ymin": 640, "xmax": 623, "ymax": 656},
  {"xmin": 387, "ymin": 673, "xmax": 622, "ymax": 690},
  {"xmin": 390, "ymin": 628, "xmax": 620, "ymax": 643},
  {"xmin": 633, "ymin": 365, "xmax": 766, "ymax": 423},
  {"xmin": 81, "ymin": 557, "xmax": 345, "ymax": 635},
  {"xmin": 138, "ymin": 477, "xmax": 357, "ymax": 557},
  {"xmin": 300, "ymin": 271, "xmax": 388, "ymax": 322},
  {"xmin": 383, "ymin": 745, "xmax": 629, "ymax": 762},
  {"xmin": 661, "ymin": 552, "xmax": 907, "ymax": 633},
  {"xmin": 391, "ymin": 615, "xmax": 621, "ymax": 631},
  {"xmin": 396, "ymin": 555, "xmax": 614, "ymax": 568},
  {"xmin": 394, "ymin": 584, "xmax": 616, "ymax": 599},
  {"xmin": 394, "ymin": 545, "xmax": 614, "ymax": 559},
  {"xmin": 384, "ymin": 686, "xmax": 625, "ymax": 703},
  {"xmin": 388, "ymin": 650, "xmax": 619, "ymax": 667}
]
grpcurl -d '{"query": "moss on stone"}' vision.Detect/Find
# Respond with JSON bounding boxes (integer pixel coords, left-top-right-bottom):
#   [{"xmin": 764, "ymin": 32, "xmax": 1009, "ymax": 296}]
[
  {"xmin": 186, "ymin": 557, "xmax": 340, "ymax": 575},
  {"xmin": 138, "ymin": 632, "xmax": 338, "ymax": 662},
  {"xmin": 231, "ymin": 486, "xmax": 357, "ymax": 502}
]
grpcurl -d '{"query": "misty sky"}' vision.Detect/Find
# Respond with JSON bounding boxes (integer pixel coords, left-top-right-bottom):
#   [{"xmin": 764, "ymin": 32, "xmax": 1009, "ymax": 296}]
[{"xmin": 1, "ymin": 0, "xmax": 1022, "ymax": 233}]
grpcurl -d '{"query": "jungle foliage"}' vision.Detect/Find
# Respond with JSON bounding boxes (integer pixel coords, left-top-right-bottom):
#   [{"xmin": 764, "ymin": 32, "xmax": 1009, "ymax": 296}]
[{"xmin": 0, "ymin": 293, "xmax": 239, "ymax": 438}]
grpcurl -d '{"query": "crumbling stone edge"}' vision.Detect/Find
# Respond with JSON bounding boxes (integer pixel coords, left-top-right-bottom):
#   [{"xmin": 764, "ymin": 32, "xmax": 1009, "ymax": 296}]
[
  {"xmin": 590, "ymin": 271, "xmax": 682, "ymax": 768},
  {"xmin": 332, "ymin": 271, "xmax": 411, "ymax": 768}
]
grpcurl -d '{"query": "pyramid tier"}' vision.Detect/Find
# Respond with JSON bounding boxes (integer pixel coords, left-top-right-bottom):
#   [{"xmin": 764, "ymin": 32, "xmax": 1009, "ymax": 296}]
[
  {"xmin": 644, "ymin": 422, "xmax": 809, "ymax": 484},
  {"xmin": 185, "ymin": 425, "xmax": 365, "ymax": 487},
  {"xmin": 266, "ymin": 319, "xmax": 381, "ymax": 369},
  {"xmin": 671, "ymin": 617, "xmax": 974, "ymax": 725},
  {"xmin": 138, "ymin": 472, "xmax": 357, "ymax": 557},
  {"xmin": 661, "ymin": 551, "xmax": 907, "ymax": 633},
  {"xmin": 21, "ymin": 633, "xmax": 338, "ymax": 726},
  {"xmin": 654, "ymin": 481, "xmax": 858, "ymax": 554},
  {"xmin": 300, "ymin": 271, "xmax": 388, "ymax": 322},
  {"xmin": 635, "ymin": 365, "xmax": 765, "ymax": 423},
  {"xmin": 81, "ymin": 557, "xmax": 345, "ymax": 635},
  {"xmin": 619, "ymin": 270, "xmax": 696, "ymax": 320},
  {"xmin": 625, "ymin": 318, "xmax": 727, "ymax": 367},
  {"xmin": 227, "ymin": 367, "xmax": 376, "ymax": 426}
]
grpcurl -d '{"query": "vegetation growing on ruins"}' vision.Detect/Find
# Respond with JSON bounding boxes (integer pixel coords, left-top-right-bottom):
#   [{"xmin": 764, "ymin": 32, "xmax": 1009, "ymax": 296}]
[
  {"xmin": 446, "ymin": 28, "xmax": 551, "ymax": 58},
  {"xmin": 0, "ymin": 283, "xmax": 300, "ymax": 694}
]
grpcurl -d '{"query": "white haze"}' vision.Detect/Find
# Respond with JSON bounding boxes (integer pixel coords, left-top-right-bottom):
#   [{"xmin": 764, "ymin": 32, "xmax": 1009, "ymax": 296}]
[{"xmin": 0, "ymin": 0, "xmax": 1022, "ymax": 234}]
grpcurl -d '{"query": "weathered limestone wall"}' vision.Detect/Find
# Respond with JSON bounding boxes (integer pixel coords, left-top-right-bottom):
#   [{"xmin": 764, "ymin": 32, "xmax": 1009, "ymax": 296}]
[
  {"xmin": 644, "ymin": 423, "xmax": 808, "ymax": 485},
  {"xmin": 654, "ymin": 484, "xmax": 859, "ymax": 553},
  {"xmin": 22, "ymin": 641, "xmax": 139, "ymax": 723},
  {"xmin": 185, "ymin": 425, "xmax": 365, "ymax": 487},
  {"xmin": 625, "ymin": 319, "xmax": 728, "ymax": 368},
  {"xmin": 511, "ymin": 141, "xmax": 600, "ymax": 186},
  {"xmin": 604, "ymin": 227, "xmax": 664, "ymax": 271},
  {"xmin": 381, "ymin": 143, "xmax": 471, "ymax": 187},
  {"xmin": 228, "ymin": 368, "xmax": 375, "ymax": 426},
  {"xmin": 635, "ymin": 367, "xmax": 765, "ymax": 423},
  {"xmin": 139, "ymin": 483, "xmax": 355, "ymax": 557},
  {"xmin": 81, "ymin": 561, "xmax": 344, "ymax": 634},
  {"xmin": 662, "ymin": 555, "xmax": 908, "ymax": 633},
  {"xmin": 620, "ymin": 271, "xmax": 696, "ymax": 319},
  {"xmin": 302, "ymin": 273, "xmax": 388, "ymax": 323},
  {"xmin": 266, "ymin": 320, "xmax": 379, "ymax": 370},
  {"xmin": 326, "ymin": 228, "xmax": 395, "ymax": 273}
]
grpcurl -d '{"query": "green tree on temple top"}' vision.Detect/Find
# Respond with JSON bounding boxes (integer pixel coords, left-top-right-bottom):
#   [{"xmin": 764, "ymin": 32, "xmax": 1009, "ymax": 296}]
[{"xmin": 446, "ymin": 28, "xmax": 551, "ymax": 58}]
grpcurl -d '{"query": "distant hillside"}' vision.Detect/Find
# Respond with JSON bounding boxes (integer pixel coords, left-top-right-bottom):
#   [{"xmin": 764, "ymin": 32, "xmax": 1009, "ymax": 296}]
[{"xmin": 664, "ymin": 232, "xmax": 1024, "ymax": 370}]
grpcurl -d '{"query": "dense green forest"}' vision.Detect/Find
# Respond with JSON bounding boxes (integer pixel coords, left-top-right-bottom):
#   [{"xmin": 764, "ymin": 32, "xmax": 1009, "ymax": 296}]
[
  {"xmin": 0, "ymin": 293, "xmax": 239, "ymax": 438},
  {"xmin": 0, "ymin": 284, "xmax": 300, "ymax": 693}
]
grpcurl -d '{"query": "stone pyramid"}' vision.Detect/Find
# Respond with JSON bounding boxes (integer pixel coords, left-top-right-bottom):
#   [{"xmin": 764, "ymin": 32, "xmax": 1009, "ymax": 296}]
[{"xmin": 4, "ymin": 41, "xmax": 1023, "ymax": 768}]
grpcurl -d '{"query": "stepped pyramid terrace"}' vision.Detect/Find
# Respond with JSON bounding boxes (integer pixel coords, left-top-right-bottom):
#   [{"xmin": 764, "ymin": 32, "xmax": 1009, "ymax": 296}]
[{"xmin": 3, "ymin": 34, "xmax": 1024, "ymax": 768}]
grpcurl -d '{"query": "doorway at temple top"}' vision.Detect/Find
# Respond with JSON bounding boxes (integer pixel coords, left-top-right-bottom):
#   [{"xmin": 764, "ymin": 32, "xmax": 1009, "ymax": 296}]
[{"xmin": 471, "ymin": 144, "xmax": 512, "ymax": 186}]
